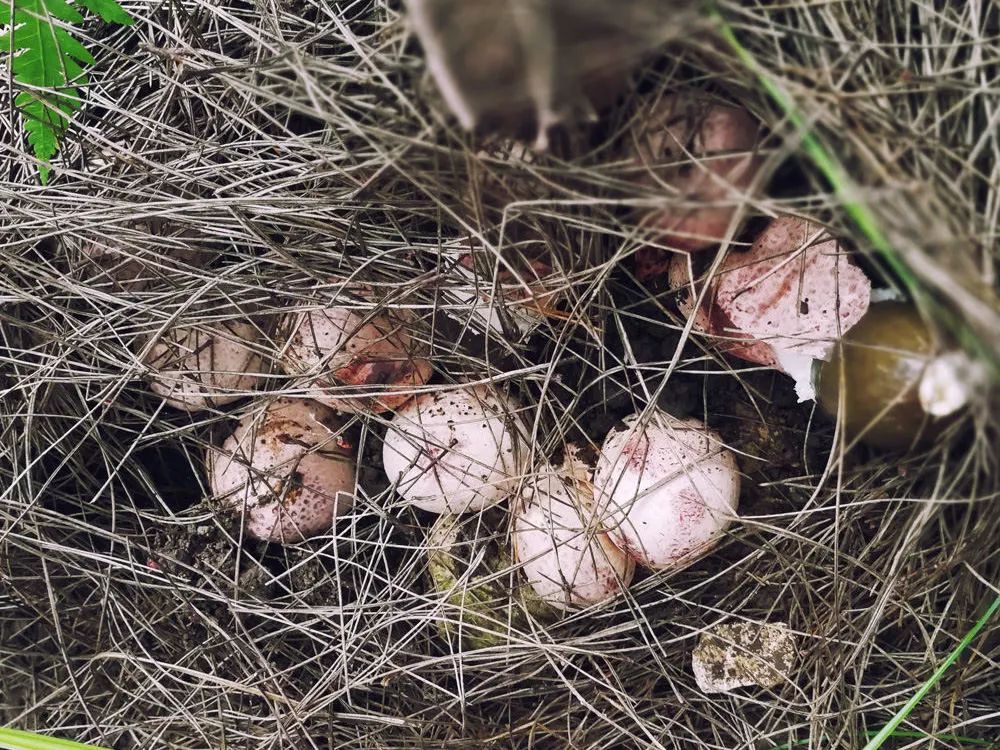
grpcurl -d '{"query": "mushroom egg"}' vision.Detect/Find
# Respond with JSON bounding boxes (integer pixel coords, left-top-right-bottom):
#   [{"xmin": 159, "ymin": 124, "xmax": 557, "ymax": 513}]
[
  {"xmin": 145, "ymin": 321, "xmax": 264, "ymax": 411},
  {"xmin": 382, "ymin": 385, "xmax": 523, "ymax": 514},
  {"xmin": 633, "ymin": 95, "xmax": 763, "ymax": 255},
  {"xmin": 207, "ymin": 398, "xmax": 356, "ymax": 543},
  {"xmin": 593, "ymin": 413, "xmax": 740, "ymax": 570},
  {"xmin": 514, "ymin": 458, "xmax": 634, "ymax": 610}
]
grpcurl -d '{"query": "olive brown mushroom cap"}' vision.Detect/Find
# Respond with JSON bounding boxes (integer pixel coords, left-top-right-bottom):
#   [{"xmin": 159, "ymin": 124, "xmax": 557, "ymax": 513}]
[
  {"xmin": 593, "ymin": 413, "xmax": 740, "ymax": 570},
  {"xmin": 145, "ymin": 321, "xmax": 264, "ymax": 411},
  {"xmin": 382, "ymin": 385, "xmax": 524, "ymax": 514},
  {"xmin": 208, "ymin": 398, "xmax": 356, "ymax": 543},
  {"xmin": 279, "ymin": 305, "xmax": 433, "ymax": 413},
  {"xmin": 514, "ymin": 456, "xmax": 635, "ymax": 611},
  {"xmin": 817, "ymin": 302, "xmax": 942, "ymax": 450}
]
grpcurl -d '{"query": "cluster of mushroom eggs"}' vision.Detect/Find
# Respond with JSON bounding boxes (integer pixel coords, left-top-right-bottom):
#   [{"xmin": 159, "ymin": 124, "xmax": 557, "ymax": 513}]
[{"xmin": 135, "ymin": 93, "xmax": 965, "ymax": 611}]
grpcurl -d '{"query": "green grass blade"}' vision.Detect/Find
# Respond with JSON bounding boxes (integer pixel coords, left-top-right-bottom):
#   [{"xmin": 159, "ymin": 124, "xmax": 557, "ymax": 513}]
[
  {"xmin": 860, "ymin": 593, "xmax": 1000, "ymax": 750},
  {"xmin": 770, "ymin": 730, "xmax": 997, "ymax": 750},
  {"xmin": 0, "ymin": 728, "xmax": 107, "ymax": 750}
]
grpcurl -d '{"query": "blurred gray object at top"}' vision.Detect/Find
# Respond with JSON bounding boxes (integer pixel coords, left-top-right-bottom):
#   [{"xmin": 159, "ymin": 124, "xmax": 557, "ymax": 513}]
[{"xmin": 404, "ymin": 0, "xmax": 702, "ymax": 146}]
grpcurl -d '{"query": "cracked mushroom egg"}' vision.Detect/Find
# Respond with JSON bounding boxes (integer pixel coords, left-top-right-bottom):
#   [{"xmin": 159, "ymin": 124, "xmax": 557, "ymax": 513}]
[
  {"xmin": 593, "ymin": 412, "xmax": 740, "ymax": 570},
  {"xmin": 382, "ymin": 385, "xmax": 524, "ymax": 514},
  {"xmin": 668, "ymin": 216, "xmax": 871, "ymax": 400},
  {"xmin": 208, "ymin": 398, "xmax": 356, "ymax": 543},
  {"xmin": 144, "ymin": 320, "xmax": 264, "ymax": 411},
  {"xmin": 279, "ymin": 300, "xmax": 432, "ymax": 413},
  {"xmin": 632, "ymin": 94, "xmax": 763, "ymax": 262},
  {"xmin": 513, "ymin": 452, "xmax": 634, "ymax": 610}
]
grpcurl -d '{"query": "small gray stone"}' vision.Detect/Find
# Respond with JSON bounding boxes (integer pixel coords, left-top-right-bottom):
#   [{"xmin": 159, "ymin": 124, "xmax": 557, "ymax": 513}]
[{"xmin": 692, "ymin": 621, "xmax": 796, "ymax": 693}]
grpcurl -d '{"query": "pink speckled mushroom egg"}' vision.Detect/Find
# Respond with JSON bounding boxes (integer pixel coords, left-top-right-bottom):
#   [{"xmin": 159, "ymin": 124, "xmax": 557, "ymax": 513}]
[
  {"xmin": 145, "ymin": 321, "xmax": 264, "ymax": 411},
  {"xmin": 514, "ymin": 464, "xmax": 634, "ymax": 610},
  {"xmin": 632, "ymin": 94, "xmax": 763, "ymax": 255},
  {"xmin": 382, "ymin": 385, "xmax": 523, "ymax": 514},
  {"xmin": 280, "ymin": 304, "xmax": 432, "ymax": 413},
  {"xmin": 208, "ymin": 398, "xmax": 356, "ymax": 543},
  {"xmin": 593, "ymin": 413, "xmax": 740, "ymax": 570}
]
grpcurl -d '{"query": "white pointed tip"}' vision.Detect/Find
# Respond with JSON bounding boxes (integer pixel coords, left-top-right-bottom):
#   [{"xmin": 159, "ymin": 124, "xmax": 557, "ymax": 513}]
[
  {"xmin": 918, "ymin": 351, "xmax": 983, "ymax": 417},
  {"xmin": 774, "ymin": 348, "xmax": 818, "ymax": 402}
]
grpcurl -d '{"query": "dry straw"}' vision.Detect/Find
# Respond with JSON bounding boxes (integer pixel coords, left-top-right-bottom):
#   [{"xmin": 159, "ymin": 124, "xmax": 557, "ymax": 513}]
[{"xmin": 1, "ymin": 1, "xmax": 997, "ymax": 749}]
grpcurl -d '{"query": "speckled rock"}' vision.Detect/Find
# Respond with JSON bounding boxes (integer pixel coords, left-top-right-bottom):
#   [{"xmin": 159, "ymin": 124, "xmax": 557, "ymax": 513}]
[{"xmin": 691, "ymin": 621, "xmax": 796, "ymax": 693}]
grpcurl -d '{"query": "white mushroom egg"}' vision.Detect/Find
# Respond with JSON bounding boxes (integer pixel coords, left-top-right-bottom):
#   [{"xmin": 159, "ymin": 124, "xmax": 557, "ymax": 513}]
[
  {"xmin": 68, "ymin": 223, "xmax": 205, "ymax": 291},
  {"xmin": 280, "ymin": 304, "xmax": 432, "ymax": 413},
  {"xmin": 208, "ymin": 398, "xmax": 356, "ymax": 543},
  {"xmin": 514, "ymin": 452, "xmax": 634, "ymax": 610},
  {"xmin": 145, "ymin": 321, "xmax": 264, "ymax": 411},
  {"xmin": 382, "ymin": 385, "xmax": 523, "ymax": 514},
  {"xmin": 593, "ymin": 412, "xmax": 740, "ymax": 570},
  {"xmin": 445, "ymin": 252, "xmax": 562, "ymax": 341}
]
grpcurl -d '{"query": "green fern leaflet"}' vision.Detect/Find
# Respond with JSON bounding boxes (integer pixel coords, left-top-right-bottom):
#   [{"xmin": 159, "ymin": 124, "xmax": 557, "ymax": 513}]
[{"xmin": 0, "ymin": 0, "xmax": 133, "ymax": 184}]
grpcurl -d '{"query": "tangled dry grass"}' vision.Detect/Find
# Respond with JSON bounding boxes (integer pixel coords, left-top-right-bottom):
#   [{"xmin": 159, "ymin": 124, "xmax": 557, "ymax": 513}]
[{"xmin": 1, "ymin": 1, "xmax": 998, "ymax": 748}]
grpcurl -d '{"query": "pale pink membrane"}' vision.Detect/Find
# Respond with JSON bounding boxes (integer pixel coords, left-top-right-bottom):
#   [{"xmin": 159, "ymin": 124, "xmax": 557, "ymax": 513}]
[
  {"xmin": 714, "ymin": 216, "xmax": 871, "ymax": 363},
  {"xmin": 667, "ymin": 254, "xmax": 779, "ymax": 368},
  {"xmin": 667, "ymin": 218, "xmax": 871, "ymax": 377}
]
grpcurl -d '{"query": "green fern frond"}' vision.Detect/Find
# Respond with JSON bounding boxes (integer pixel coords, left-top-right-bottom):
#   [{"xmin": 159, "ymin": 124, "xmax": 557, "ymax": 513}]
[{"xmin": 0, "ymin": 0, "xmax": 133, "ymax": 184}]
